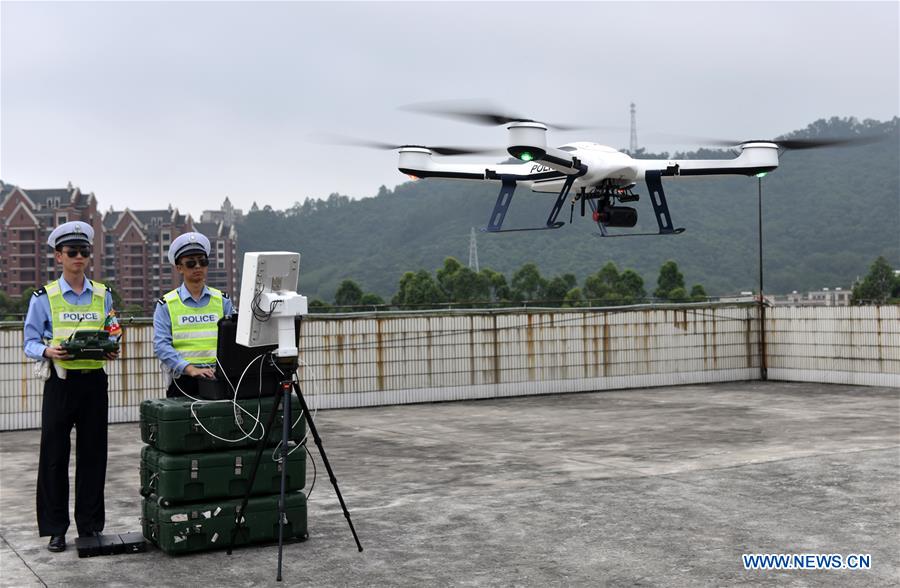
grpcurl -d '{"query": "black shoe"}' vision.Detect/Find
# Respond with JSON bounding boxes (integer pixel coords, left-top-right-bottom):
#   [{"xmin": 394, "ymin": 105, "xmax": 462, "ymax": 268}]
[
  {"xmin": 47, "ymin": 535, "xmax": 66, "ymax": 552},
  {"xmin": 78, "ymin": 530, "xmax": 102, "ymax": 538}
]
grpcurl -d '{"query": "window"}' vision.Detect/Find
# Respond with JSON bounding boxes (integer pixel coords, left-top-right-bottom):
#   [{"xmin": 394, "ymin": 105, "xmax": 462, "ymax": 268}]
[
  {"xmin": 57, "ymin": 214, "xmax": 68, "ymax": 224},
  {"xmin": 20, "ymin": 230, "xmax": 35, "ymax": 240}
]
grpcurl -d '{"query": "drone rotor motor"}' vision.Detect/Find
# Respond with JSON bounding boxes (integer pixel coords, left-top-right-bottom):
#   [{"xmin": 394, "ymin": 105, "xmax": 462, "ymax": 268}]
[{"xmin": 506, "ymin": 121, "xmax": 548, "ymax": 162}]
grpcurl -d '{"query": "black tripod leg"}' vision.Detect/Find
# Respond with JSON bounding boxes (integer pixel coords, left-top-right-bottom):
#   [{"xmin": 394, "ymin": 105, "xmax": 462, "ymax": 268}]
[
  {"xmin": 227, "ymin": 391, "xmax": 283, "ymax": 555},
  {"xmin": 291, "ymin": 382, "xmax": 363, "ymax": 552},
  {"xmin": 276, "ymin": 380, "xmax": 292, "ymax": 581}
]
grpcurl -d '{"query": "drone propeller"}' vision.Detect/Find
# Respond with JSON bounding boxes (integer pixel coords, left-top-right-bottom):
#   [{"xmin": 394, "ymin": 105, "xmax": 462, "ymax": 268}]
[
  {"xmin": 401, "ymin": 99, "xmax": 622, "ymax": 132},
  {"xmin": 312, "ymin": 133, "xmax": 499, "ymax": 156},
  {"xmin": 648, "ymin": 132, "xmax": 888, "ymax": 151},
  {"xmin": 767, "ymin": 136, "xmax": 887, "ymax": 150}
]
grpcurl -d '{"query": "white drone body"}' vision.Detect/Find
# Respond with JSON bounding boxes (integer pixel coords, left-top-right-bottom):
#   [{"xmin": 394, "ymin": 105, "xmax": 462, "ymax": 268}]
[{"xmin": 395, "ymin": 121, "xmax": 781, "ymax": 235}]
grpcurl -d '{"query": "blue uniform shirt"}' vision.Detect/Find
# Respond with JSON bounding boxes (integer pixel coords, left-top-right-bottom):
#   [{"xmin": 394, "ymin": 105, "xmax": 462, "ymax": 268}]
[
  {"xmin": 153, "ymin": 283, "xmax": 234, "ymax": 376},
  {"xmin": 23, "ymin": 276, "xmax": 115, "ymax": 361}
]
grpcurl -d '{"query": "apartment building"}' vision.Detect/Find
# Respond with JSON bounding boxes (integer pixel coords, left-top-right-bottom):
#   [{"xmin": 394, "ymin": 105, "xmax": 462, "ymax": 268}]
[
  {"xmin": 0, "ymin": 181, "xmax": 105, "ymax": 296},
  {"xmin": 1, "ymin": 181, "xmax": 239, "ymax": 315}
]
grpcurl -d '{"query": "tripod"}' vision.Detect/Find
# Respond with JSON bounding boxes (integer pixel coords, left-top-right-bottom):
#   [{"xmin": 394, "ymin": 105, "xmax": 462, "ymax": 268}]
[{"xmin": 227, "ymin": 353, "xmax": 363, "ymax": 581}]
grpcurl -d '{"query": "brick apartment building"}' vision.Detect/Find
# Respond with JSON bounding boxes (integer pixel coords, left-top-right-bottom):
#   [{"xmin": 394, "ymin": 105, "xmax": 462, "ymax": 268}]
[
  {"xmin": 0, "ymin": 181, "xmax": 106, "ymax": 297},
  {"xmin": 1, "ymin": 181, "xmax": 239, "ymax": 315},
  {"xmin": 101, "ymin": 206, "xmax": 239, "ymax": 313}
]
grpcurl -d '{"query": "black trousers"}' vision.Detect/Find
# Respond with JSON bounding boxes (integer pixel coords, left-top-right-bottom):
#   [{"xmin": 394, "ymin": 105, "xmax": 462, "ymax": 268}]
[
  {"xmin": 37, "ymin": 369, "xmax": 108, "ymax": 537},
  {"xmin": 166, "ymin": 375, "xmax": 199, "ymax": 398}
]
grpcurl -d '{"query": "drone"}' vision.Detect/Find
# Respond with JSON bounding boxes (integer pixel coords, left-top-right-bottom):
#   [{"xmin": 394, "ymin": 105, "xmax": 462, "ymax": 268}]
[{"xmin": 331, "ymin": 101, "xmax": 881, "ymax": 236}]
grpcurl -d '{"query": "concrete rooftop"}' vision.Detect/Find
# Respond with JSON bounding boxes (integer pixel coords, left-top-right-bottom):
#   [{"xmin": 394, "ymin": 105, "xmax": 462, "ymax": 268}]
[{"xmin": 1, "ymin": 381, "xmax": 898, "ymax": 587}]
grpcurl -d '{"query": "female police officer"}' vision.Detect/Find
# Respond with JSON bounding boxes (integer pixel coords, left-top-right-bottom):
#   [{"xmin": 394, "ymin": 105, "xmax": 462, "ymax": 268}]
[
  {"xmin": 153, "ymin": 232, "xmax": 233, "ymax": 398},
  {"xmin": 23, "ymin": 221, "xmax": 118, "ymax": 552}
]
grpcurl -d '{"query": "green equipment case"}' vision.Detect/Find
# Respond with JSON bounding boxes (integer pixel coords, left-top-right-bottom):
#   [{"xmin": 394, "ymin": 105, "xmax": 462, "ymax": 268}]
[
  {"xmin": 140, "ymin": 395, "xmax": 306, "ymax": 453},
  {"xmin": 142, "ymin": 492, "xmax": 308, "ymax": 555},
  {"xmin": 141, "ymin": 445, "xmax": 307, "ymax": 506}
]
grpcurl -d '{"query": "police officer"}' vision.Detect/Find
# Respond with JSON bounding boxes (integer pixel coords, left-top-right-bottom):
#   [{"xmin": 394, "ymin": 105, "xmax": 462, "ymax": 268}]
[
  {"xmin": 23, "ymin": 221, "xmax": 118, "ymax": 553},
  {"xmin": 153, "ymin": 232, "xmax": 233, "ymax": 398}
]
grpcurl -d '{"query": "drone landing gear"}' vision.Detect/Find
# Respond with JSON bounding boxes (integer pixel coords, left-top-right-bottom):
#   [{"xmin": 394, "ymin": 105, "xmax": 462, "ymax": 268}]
[
  {"xmin": 483, "ymin": 175, "xmax": 578, "ymax": 233},
  {"xmin": 645, "ymin": 170, "xmax": 684, "ymax": 236},
  {"xmin": 592, "ymin": 172, "xmax": 685, "ymax": 237}
]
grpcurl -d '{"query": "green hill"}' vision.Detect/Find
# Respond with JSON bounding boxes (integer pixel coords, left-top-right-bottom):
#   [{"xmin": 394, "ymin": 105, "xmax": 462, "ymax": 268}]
[{"xmin": 237, "ymin": 117, "xmax": 899, "ymax": 302}]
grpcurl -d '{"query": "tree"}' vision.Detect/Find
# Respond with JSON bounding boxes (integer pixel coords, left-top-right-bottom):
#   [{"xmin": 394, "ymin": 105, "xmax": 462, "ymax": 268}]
[
  {"xmin": 543, "ymin": 274, "xmax": 577, "ymax": 306},
  {"xmin": 436, "ymin": 257, "xmax": 490, "ymax": 304},
  {"xmin": 668, "ymin": 287, "xmax": 688, "ymax": 302},
  {"xmin": 690, "ymin": 284, "xmax": 708, "ymax": 302},
  {"xmin": 510, "ymin": 263, "xmax": 546, "ymax": 302},
  {"xmin": 436, "ymin": 257, "xmax": 464, "ymax": 300},
  {"xmin": 584, "ymin": 262, "xmax": 620, "ymax": 304},
  {"xmin": 308, "ymin": 299, "xmax": 333, "ymax": 313},
  {"xmin": 392, "ymin": 270, "xmax": 444, "ymax": 309},
  {"xmin": 0, "ymin": 291, "xmax": 19, "ymax": 320},
  {"xmin": 359, "ymin": 292, "xmax": 385, "ymax": 308},
  {"xmin": 563, "ymin": 287, "xmax": 585, "ymax": 308},
  {"xmin": 617, "ymin": 270, "xmax": 646, "ymax": 303},
  {"xmin": 655, "ymin": 261, "xmax": 685, "ymax": 300},
  {"xmin": 851, "ymin": 256, "xmax": 897, "ymax": 304},
  {"xmin": 0, "ymin": 288, "xmax": 38, "ymax": 319},
  {"xmin": 334, "ymin": 279, "xmax": 364, "ymax": 308},
  {"xmin": 582, "ymin": 263, "xmax": 644, "ymax": 306},
  {"xmin": 480, "ymin": 268, "xmax": 511, "ymax": 302}
]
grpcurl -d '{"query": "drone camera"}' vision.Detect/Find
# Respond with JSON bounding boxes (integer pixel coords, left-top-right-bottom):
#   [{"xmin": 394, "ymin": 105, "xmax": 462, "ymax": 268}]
[{"xmin": 599, "ymin": 205, "xmax": 638, "ymax": 228}]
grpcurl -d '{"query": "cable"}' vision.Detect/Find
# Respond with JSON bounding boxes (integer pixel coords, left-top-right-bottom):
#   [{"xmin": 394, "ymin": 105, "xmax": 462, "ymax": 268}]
[
  {"xmin": 304, "ymin": 443, "xmax": 317, "ymax": 501},
  {"xmin": 251, "ymin": 282, "xmax": 283, "ymax": 323},
  {"xmin": 170, "ymin": 362, "xmax": 267, "ymax": 444},
  {"xmin": 220, "ymin": 354, "xmax": 269, "ymax": 440}
]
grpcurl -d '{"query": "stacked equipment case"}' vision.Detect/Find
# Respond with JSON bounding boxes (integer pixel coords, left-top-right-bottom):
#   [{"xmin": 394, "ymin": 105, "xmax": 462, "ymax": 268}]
[{"xmin": 139, "ymin": 395, "xmax": 309, "ymax": 554}]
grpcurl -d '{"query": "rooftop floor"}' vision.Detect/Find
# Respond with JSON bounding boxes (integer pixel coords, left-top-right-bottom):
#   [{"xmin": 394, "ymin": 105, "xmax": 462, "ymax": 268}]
[{"xmin": 1, "ymin": 381, "xmax": 898, "ymax": 587}]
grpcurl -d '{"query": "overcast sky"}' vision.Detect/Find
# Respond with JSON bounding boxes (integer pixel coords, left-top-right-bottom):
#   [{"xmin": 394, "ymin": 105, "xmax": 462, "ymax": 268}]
[{"xmin": 2, "ymin": 1, "xmax": 898, "ymax": 217}]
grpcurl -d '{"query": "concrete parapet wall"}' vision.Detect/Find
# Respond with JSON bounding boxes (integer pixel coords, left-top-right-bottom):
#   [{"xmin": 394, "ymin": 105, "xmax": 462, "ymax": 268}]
[
  {"xmin": 1, "ymin": 304, "xmax": 896, "ymax": 430},
  {"xmin": 766, "ymin": 305, "xmax": 900, "ymax": 387}
]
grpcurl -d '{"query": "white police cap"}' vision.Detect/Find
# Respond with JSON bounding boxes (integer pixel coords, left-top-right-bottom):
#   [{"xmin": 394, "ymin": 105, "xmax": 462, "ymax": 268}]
[
  {"xmin": 47, "ymin": 221, "xmax": 94, "ymax": 248},
  {"xmin": 168, "ymin": 232, "xmax": 211, "ymax": 265}
]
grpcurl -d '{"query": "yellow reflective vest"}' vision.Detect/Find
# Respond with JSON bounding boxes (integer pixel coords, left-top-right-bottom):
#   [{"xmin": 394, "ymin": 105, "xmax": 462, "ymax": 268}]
[
  {"xmin": 46, "ymin": 279, "xmax": 108, "ymax": 370},
  {"xmin": 164, "ymin": 287, "xmax": 225, "ymax": 366}
]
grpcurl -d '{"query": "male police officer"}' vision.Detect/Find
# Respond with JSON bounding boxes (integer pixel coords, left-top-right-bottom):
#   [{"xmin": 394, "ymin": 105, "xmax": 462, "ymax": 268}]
[
  {"xmin": 153, "ymin": 232, "xmax": 233, "ymax": 398},
  {"xmin": 23, "ymin": 221, "xmax": 118, "ymax": 552}
]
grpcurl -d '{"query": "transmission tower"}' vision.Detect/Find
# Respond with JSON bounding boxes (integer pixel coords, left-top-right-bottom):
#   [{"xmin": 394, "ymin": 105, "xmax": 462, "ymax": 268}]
[
  {"xmin": 468, "ymin": 227, "xmax": 480, "ymax": 273},
  {"xmin": 629, "ymin": 102, "xmax": 638, "ymax": 153}
]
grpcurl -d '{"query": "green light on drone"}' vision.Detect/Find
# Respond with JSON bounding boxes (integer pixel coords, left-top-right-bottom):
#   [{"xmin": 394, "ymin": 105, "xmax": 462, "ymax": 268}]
[
  {"xmin": 756, "ymin": 172, "xmax": 768, "ymax": 178},
  {"xmin": 519, "ymin": 152, "xmax": 534, "ymax": 162}
]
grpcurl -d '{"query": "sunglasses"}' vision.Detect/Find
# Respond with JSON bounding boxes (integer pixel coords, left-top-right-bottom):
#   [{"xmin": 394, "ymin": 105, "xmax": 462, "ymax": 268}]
[
  {"xmin": 180, "ymin": 257, "xmax": 209, "ymax": 269},
  {"xmin": 64, "ymin": 246, "xmax": 92, "ymax": 258}
]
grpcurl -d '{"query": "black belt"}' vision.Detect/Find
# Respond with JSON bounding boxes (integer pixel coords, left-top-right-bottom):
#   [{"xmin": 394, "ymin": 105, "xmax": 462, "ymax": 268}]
[{"xmin": 66, "ymin": 369, "xmax": 104, "ymax": 376}]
